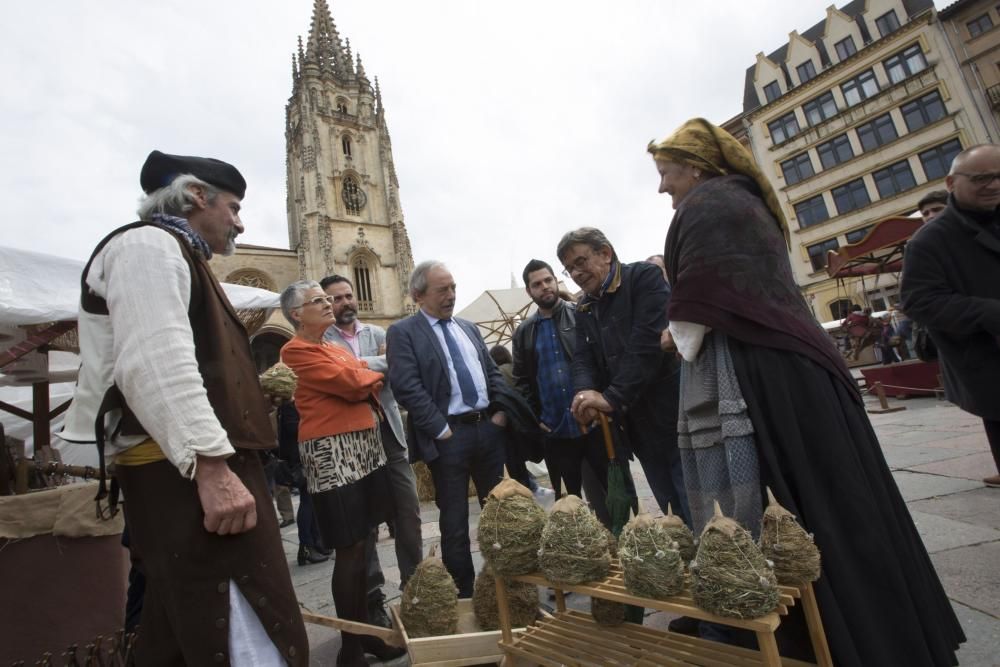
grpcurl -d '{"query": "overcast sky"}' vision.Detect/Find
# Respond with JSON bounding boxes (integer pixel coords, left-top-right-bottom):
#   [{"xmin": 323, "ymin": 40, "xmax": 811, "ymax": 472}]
[{"xmin": 0, "ymin": 1, "xmax": 939, "ymax": 310}]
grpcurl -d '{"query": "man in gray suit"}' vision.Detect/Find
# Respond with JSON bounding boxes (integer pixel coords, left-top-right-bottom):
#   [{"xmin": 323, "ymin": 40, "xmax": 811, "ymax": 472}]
[
  {"xmin": 387, "ymin": 261, "xmax": 507, "ymax": 597},
  {"xmin": 321, "ymin": 274, "xmax": 423, "ymax": 626}
]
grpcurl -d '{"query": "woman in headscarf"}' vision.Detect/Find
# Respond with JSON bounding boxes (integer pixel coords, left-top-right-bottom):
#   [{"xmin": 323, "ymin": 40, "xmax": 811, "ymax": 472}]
[{"xmin": 648, "ymin": 118, "xmax": 963, "ymax": 666}]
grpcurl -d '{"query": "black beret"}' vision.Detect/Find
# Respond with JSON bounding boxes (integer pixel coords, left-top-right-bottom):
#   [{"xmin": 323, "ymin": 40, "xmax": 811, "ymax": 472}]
[{"xmin": 140, "ymin": 150, "xmax": 246, "ymax": 199}]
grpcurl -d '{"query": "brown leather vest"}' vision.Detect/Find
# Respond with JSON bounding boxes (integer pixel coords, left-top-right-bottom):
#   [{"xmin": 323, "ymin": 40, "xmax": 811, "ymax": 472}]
[{"xmin": 83, "ymin": 222, "xmax": 274, "ymax": 451}]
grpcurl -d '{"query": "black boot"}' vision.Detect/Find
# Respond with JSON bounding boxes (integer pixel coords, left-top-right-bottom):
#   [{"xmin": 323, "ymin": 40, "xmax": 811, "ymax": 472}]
[
  {"xmin": 298, "ymin": 544, "xmax": 329, "ymax": 566},
  {"xmin": 366, "ymin": 589, "xmax": 392, "ymax": 629},
  {"xmin": 360, "ymin": 635, "xmax": 406, "ymax": 661}
]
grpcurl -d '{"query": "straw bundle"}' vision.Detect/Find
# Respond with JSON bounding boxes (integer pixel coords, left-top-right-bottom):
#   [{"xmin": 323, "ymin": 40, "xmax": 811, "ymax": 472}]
[
  {"xmin": 472, "ymin": 564, "xmax": 539, "ymax": 631},
  {"xmin": 400, "ymin": 548, "xmax": 459, "ymax": 637},
  {"xmin": 259, "ymin": 362, "xmax": 297, "ymax": 400},
  {"xmin": 538, "ymin": 495, "xmax": 611, "ymax": 585},
  {"xmin": 690, "ymin": 502, "xmax": 779, "ymax": 619},
  {"xmin": 478, "ymin": 478, "xmax": 547, "ymax": 576},
  {"xmin": 655, "ymin": 503, "xmax": 696, "ymax": 564},
  {"xmin": 590, "ymin": 597, "xmax": 626, "ymax": 627},
  {"xmin": 759, "ymin": 488, "xmax": 821, "ymax": 586},
  {"xmin": 619, "ymin": 513, "xmax": 685, "ymax": 599}
]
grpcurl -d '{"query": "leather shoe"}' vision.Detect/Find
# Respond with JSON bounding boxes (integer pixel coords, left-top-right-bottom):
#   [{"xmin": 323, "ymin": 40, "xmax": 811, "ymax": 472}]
[
  {"xmin": 367, "ymin": 590, "xmax": 392, "ymax": 629},
  {"xmin": 985, "ymin": 474, "xmax": 1000, "ymax": 488},
  {"xmin": 360, "ymin": 635, "xmax": 406, "ymax": 660},
  {"xmin": 668, "ymin": 615, "xmax": 700, "ymax": 636},
  {"xmin": 279, "ymin": 518, "xmax": 296, "ymax": 528},
  {"xmin": 297, "ymin": 545, "xmax": 329, "ymax": 566}
]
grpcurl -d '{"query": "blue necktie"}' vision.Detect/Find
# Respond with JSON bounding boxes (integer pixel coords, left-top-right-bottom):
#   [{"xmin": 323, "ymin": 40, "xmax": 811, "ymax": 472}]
[{"xmin": 439, "ymin": 319, "xmax": 479, "ymax": 409}]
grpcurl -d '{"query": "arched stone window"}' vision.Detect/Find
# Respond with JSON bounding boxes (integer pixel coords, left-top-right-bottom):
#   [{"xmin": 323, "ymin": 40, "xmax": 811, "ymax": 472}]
[
  {"xmin": 342, "ymin": 175, "xmax": 366, "ymax": 215},
  {"xmin": 225, "ymin": 268, "xmax": 275, "ymax": 292},
  {"xmin": 353, "ymin": 257, "xmax": 376, "ymax": 312},
  {"xmin": 342, "ymin": 134, "xmax": 352, "ymax": 158},
  {"xmin": 336, "ymin": 97, "xmax": 349, "ymax": 114}
]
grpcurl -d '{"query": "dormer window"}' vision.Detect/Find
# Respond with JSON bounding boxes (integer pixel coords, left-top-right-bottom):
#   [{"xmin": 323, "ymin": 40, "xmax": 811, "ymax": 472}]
[
  {"xmin": 835, "ymin": 36, "xmax": 857, "ymax": 61},
  {"xmin": 797, "ymin": 60, "xmax": 817, "ymax": 83},
  {"xmin": 875, "ymin": 10, "xmax": 901, "ymax": 38},
  {"xmin": 763, "ymin": 80, "xmax": 782, "ymax": 103}
]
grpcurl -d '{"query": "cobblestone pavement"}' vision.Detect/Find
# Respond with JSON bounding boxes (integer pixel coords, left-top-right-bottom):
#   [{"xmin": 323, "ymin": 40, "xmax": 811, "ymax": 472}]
[{"xmin": 284, "ymin": 394, "xmax": 999, "ymax": 665}]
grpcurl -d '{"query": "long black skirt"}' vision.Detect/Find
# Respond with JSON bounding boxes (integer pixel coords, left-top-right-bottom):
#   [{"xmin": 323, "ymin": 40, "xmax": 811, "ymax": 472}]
[
  {"xmin": 728, "ymin": 337, "xmax": 964, "ymax": 667},
  {"xmin": 312, "ymin": 467, "xmax": 394, "ymax": 549}
]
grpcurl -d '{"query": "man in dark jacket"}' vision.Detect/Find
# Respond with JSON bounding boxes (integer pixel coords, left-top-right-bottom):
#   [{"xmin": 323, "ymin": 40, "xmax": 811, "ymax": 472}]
[
  {"xmin": 559, "ymin": 228, "xmax": 690, "ymax": 521},
  {"xmin": 512, "ymin": 259, "xmax": 620, "ymax": 510},
  {"xmin": 901, "ymin": 144, "xmax": 1000, "ymax": 487}
]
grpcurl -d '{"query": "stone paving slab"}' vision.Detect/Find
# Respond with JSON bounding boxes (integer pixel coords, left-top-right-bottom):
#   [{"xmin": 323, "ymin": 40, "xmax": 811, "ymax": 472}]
[
  {"xmin": 951, "ymin": 600, "xmax": 1000, "ymax": 667},
  {"xmin": 932, "ymin": 541, "xmax": 1000, "ymax": 621},
  {"xmin": 882, "ymin": 444, "xmax": 980, "ymax": 469},
  {"xmin": 891, "ymin": 470, "xmax": 985, "ymax": 502},
  {"xmin": 910, "ymin": 487, "xmax": 1000, "ymax": 532},
  {"xmin": 908, "ymin": 509, "xmax": 1000, "ymax": 555},
  {"xmin": 908, "ymin": 451, "xmax": 999, "ymax": 482}
]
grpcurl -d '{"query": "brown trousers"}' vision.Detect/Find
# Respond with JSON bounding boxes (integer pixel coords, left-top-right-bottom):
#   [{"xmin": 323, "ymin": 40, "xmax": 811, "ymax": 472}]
[{"xmin": 118, "ymin": 452, "xmax": 308, "ymax": 666}]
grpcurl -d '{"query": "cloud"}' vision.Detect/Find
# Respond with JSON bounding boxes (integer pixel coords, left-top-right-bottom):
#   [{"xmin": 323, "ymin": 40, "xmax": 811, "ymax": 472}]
[{"xmin": 1, "ymin": 0, "xmax": 860, "ymax": 308}]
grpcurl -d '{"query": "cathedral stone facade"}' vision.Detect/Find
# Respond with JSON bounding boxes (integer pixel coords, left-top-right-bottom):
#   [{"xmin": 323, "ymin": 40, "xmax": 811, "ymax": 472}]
[{"xmin": 210, "ymin": 0, "xmax": 415, "ymax": 369}]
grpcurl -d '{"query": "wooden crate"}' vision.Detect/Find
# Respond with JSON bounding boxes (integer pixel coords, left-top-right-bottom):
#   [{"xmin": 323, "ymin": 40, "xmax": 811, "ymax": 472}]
[{"xmin": 390, "ymin": 598, "xmax": 525, "ymax": 667}]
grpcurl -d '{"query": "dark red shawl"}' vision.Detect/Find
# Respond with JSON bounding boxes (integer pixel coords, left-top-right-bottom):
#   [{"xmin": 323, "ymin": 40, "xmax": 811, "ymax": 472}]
[{"xmin": 665, "ymin": 174, "xmax": 857, "ymax": 397}]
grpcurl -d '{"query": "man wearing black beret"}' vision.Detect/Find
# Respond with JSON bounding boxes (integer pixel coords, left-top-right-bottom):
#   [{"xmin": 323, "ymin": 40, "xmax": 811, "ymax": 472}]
[{"xmin": 62, "ymin": 150, "xmax": 308, "ymax": 665}]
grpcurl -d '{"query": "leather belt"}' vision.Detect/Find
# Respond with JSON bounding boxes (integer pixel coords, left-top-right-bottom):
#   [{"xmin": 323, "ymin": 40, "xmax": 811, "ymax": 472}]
[{"xmin": 447, "ymin": 410, "xmax": 489, "ymax": 425}]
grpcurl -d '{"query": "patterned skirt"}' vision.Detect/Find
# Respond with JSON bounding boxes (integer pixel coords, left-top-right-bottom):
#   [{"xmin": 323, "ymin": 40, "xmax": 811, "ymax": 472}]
[{"xmin": 300, "ymin": 425, "xmax": 394, "ymax": 548}]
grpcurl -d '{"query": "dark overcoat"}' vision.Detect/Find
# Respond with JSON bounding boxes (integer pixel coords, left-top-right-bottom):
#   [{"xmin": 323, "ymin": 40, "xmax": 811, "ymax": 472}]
[{"xmin": 901, "ymin": 199, "xmax": 1000, "ymax": 419}]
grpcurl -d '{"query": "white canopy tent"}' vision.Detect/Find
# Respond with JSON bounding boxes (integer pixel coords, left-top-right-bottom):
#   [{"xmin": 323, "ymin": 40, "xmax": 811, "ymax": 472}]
[{"xmin": 0, "ymin": 245, "xmax": 281, "ymax": 465}]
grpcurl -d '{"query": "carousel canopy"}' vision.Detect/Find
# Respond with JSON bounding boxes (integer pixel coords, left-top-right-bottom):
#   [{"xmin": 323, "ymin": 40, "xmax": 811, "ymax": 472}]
[{"xmin": 825, "ymin": 216, "xmax": 924, "ymax": 279}]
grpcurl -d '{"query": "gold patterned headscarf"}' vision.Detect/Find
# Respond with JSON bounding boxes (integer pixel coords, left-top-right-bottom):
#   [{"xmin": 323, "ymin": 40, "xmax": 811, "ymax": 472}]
[{"xmin": 648, "ymin": 117, "xmax": 789, "ymax": 247}]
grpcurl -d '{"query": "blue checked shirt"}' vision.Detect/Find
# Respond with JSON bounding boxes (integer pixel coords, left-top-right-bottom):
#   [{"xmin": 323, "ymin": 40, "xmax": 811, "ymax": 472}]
[{"xmin": 534, "ymin": 316, "xmax": 581, "ymax": 439}]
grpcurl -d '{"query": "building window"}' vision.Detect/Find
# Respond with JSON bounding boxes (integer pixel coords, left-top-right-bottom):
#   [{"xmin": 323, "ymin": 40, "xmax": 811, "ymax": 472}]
[
  {"xmin": 875, "ymin": 10, "xmax": 901, "ymax": 38},
  {"xmin": 845, "ymin": 225, "xmax": 874, "ymax": 244},
  {"xmin": 829, "ymin": 298, "xmax": 854, "ymax": 320},
  {"xmin": 768, "ymin": 112, "xmax": 801, "ymax": 144},
  {"xmin": 781, "ymin": 152, "xmax": 815, "ymax": 185},
  {"xmin": 968, "ymin": 13, "xmax": 994, "ymax": 38},
  {"xmin": 336, "ymin": 99, "xmax": 348, "ymax": 113},
  {"xmin": 342, "ymin": 175, "xmax": 367, "ymax": 215},
  {"xmin": 835, "ymin": 36, "xmax": 857, "ymax": 61},
  {"xmin": 817, "ymin": 134, "xmax": 854, "ymax": 169},
  {"xmin": 841, "ymin": 69, "xmax": 879, "ymax": 106},
  {"xmin": 884, "ymin": 44, "xmax": 928, "ymax": 85},
  {"xmin": 807, "ymin": 238, "xmax": 840, "ymax": 272},
  {"xmin": 873, "ymin": 160, "xmax": 917, "ymax": 198},
  {"xmin": 797, "ymin": 60, "xmax": 818, "ymax": 83},
  {"xmin": 857, "ymin": 114, "xmax": 898, "ymax": 152},
  {"xmin": 342, "ymin": 135, "xmax": 352, "ymax": 157},
  {"xmin": 352, "ymin": 258, "xmax": 375, "ymax": 312},
  {"xmin": 832, "ymin": 179, "xmax": 871, "ymax": 215},
  {"xmin": 919, "ymin": 139, "xmax": 963, "ymax": 181},
  {"xmin": 901, "ymin": 91, "xmax": 946, "ymax": 132},
  {"xmin": 763, "ymin": 80, "xmax": 782, "ymax": 103},
  {"xmin": 803, "ymin": 91, "xmax": 838, "ymax": 126},
  {"xmin": 794, "ymin": 194, "xmax": 830, "ymax": 229}
]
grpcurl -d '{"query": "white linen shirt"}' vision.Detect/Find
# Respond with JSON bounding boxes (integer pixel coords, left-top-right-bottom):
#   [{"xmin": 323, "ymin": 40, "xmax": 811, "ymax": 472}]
[{"xmin": 85, "ymin": 226, "xmax": 234, "ymax": 477}]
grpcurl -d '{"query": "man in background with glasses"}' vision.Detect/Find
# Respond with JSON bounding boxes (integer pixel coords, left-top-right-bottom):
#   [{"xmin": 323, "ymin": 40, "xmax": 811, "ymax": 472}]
[{"xmin": 902, "ymin": 144, "xmax": 1000, "ymax": 488}]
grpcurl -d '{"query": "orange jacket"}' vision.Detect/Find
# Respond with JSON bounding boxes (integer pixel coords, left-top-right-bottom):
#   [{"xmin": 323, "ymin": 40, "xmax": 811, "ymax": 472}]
[{"xmin": 280, "ymin": 336, "xmax": 383, "ymax": 441}]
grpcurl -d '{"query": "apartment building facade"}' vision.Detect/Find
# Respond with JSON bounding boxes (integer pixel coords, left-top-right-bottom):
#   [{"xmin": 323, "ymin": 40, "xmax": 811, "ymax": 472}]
[
  {"xmin": 740, "ymin": 0, "xmax": 995, "ymax": 322},
  {"xmin": 938, "ymin": 0, "xmax": 1000, "ymax": 137}
]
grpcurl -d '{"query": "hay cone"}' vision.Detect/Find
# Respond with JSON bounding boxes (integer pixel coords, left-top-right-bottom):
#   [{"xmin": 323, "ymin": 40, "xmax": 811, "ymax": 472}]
[
  {"xmin": 400, "ymin": 547, "xmax": 459, "ymax": 637},
  {"xmin": 259, "ymin": 362, "xmax": 297, "ymax": 400},
  {"xmin": 619, "ymin": 513, "xmax": 685, "ymax": 599},
  {"xmin": 538, "ymin": 495, "xmax": 611, "ymax": 585},
  {"xmin": 759, "ymin": 488, "xmax": 821, "ymax": 585},
  {"xmin": 478, "ymin": 478, "xmax": 547, "ymax": 576},
  {"xmin": 690, "ymin": 501, "xmax": 779, "ymax": 619},
  {"xmin": 472, "ymin": 564, "xmax": 539, "ymax": 631},
  {"xmin": 591, "ymin": 596, "xmax": 626, "ymax": 627},
  {"xmin": 655, "ymin": 503, "xmax": 696, "ymax": 564}
]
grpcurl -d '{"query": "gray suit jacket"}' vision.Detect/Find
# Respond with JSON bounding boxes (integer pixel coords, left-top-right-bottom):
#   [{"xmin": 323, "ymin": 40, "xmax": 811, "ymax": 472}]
[
  {"xmin": 324, "ymin": 322, "xmax": 407, "ymax": 448},
  {"xmin": 386, "ymin": 312, "xmax": 504, "ymax": 464}
]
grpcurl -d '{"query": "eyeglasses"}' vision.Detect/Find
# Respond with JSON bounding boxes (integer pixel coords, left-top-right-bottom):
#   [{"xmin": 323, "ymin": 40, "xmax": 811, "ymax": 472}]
[
  {"xmin": 953, "ymin": 171, "xmax": 1000, "ymax": 186},
  {"xmin": 294, "ymin": 295, "xmax": 334, "ymax": 309},
  {"xmin": 561, "ymin": 252, "xmax": 594, "ymax": 278}
]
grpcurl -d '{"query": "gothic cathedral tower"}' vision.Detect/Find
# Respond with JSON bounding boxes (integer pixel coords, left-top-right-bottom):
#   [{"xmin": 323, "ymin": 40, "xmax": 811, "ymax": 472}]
[{"xmin": 286, "ymin": 0, "xmax": 415, "ymax": 325}]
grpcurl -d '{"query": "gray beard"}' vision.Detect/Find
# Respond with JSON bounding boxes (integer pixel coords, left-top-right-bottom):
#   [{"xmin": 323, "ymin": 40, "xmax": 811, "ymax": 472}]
[{"xmin": 336, "ymin": 311, "xmax": 357, "ymax": 326}]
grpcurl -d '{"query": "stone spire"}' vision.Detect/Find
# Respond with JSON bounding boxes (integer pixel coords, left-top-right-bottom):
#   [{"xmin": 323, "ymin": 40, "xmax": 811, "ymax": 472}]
[
  {"xmin": 303, "ymin": 0, "xmax": 347, "ymax": 76},
  {"xmin": 356, "ymin": 52, "xmax": 369, "ymax": 85},
  {"xmin": 374, "ymin": 76, "xmax": 384, "ymax": 117},
  {"xmin": 344, "ymin": 38, "xmax": 354, "ymax": 76}
]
